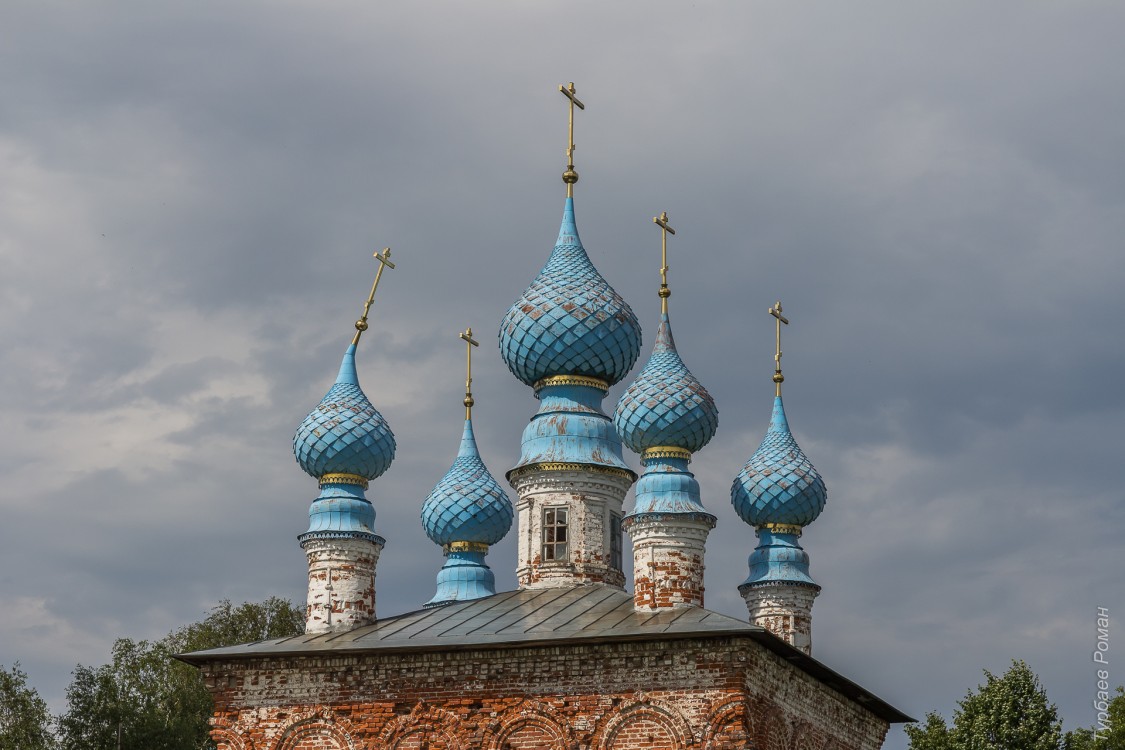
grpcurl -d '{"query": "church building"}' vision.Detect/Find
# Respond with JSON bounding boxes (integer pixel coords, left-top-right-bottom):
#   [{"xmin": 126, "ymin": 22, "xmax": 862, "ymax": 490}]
[{"xmin": 180, "ymin": 84, "xmax": 910, "ymax": 750}]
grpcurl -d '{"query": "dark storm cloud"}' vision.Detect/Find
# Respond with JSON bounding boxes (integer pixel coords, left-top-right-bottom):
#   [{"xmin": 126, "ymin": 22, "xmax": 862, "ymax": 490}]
[{"xmin": 1, "ymin": 3, "xmax": 1122, "ymax": 749}]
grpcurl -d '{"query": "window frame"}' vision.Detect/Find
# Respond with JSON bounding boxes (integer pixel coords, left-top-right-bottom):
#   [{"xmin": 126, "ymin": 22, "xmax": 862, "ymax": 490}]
[
  {"xmin": 541, "ymin": 506, "xmax": 569, "ymax": 562},
  {"xmin": 610, "ymin": 512, "xmax": 623, "ymax": 570}
]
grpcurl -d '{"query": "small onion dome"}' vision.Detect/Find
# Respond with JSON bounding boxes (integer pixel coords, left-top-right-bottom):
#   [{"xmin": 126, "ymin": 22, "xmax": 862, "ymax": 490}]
[
  {"xmin": 731, "ymin": 396, "xmax": 826, "ymax": 528},
  {"xmin": 421, "ymin": 419, "xmax": 513, "ymax": 546},
  {"xmin": 614, "ymin": 312, "xmax": 718, "ymax": 455},
  {"xmin": 499, "ymin": 197, "xmax": 641, "ymax": 387},
  {"xmin": 293, "ymin": 344, "xmax": 396, "ymax": 480}
]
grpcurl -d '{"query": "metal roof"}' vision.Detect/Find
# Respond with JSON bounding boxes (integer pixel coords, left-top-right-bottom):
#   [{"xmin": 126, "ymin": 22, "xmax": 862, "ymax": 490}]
[{"xmin": 178, "ymin": 585, "xmax": 911, "ymax": 724}]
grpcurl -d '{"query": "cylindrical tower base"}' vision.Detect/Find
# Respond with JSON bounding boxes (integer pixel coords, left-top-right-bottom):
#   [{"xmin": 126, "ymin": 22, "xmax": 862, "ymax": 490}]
[
  {"xmin": 625, "ymin": 512, "xmax": 715, "ymax": 610},
  {"xmin": 301, "ymin": 534, "xmax": 385, "ymax": 635},
  {"xmin": 509, "ymin": 467, "xmax": 633, "ymax": 590},
  {"xmin": 740, "ymin": 581, "xmax": 819, "ymax": 654}
]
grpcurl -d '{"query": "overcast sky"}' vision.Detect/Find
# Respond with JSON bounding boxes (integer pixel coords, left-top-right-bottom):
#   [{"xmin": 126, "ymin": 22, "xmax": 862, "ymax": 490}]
[{"xmin": 2, "ymin": 3, "xmax": 1123, "ymax": 748}]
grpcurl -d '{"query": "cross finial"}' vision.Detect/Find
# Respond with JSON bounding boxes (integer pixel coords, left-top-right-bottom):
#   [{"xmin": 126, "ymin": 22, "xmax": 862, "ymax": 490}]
[
  {"xmin": 769, "ymin": 301, "xmax": 789, "ymax": 396},
  {"xmin": 559, "ymin": 82, "xmax": 585, "ymax": 197},
  {"xmin": 460, "ymin": 326, "xmax": 480, "ymax": 419},
  {"xmin": 653, "ymin": 211, "xmax": 676, "ymax": 313},
  {"xmin": 352, "ymin": 248, "xmax": 396, "ymax": 346}
]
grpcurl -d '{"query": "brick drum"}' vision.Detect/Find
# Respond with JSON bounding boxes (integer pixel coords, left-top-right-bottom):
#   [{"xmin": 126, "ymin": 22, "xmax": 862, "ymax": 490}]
[
  {"xmin": 510, "ymin": 469, "xmax": 632, "ymax": 589},
  {"xmin": 741, "ymin": 584, "xmax": 819, "ymax": 656},
  {"xmin": 302, "ymin": 538, "xmax": 382, "ymax": 635},
  {"xmin": 626, "ymin": 514, "xmax": 715, "ymax": 610}
]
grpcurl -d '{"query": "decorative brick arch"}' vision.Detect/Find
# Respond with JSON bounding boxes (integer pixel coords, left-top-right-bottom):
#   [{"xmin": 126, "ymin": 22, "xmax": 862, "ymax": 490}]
[
  {"xmin": 790, "ymin": 722, "xmax": 825, "ymax": 750},
  {"xmin": 756, "ymin": 711, "xmax": 789, "ymax": 750},
  {"xmin": 210, "ymin": 716, "xmax": 253, "ymax": 750},
  {"xmin": 377, "ymin": 701, "xmax": 467, "ymax": 750},
  {"xmin": 274, "ymin": 707, "xmax": 356, "ymax": 750},
  {"xmin": 483, "ymin": 698, "xmax": 575, "ymax": 750},
  {"xmin": 593, "ymin": 695, "xmax": 694, "ymax": 750},
  {"xmin": 701, "ymin": 698, "xmax": 754, "ymax": 750}
]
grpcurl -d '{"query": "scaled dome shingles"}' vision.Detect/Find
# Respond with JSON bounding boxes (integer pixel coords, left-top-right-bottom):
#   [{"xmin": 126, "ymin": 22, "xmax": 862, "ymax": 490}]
[{"xmin": 499, "ymin": 198, "xmax": 641, "ymax": 387}]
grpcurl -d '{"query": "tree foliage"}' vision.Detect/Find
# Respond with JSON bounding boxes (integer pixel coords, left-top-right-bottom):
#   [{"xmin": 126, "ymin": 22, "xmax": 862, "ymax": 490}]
[
  {"xmin": 0, "ymin": 663, "xmax": 56, "ymax": 750},
  {"xmin": 1064, "ymin": 686, "xmax": 1125, "ymax": 750},
  {"xmin": 906, "ymin": 661, "xmax": 1125, "ymax": 750},
  {"xmin": 904, "ymin": 711, "xmax": 954, "ymax": 750},
  {"xmin": 57, "ymin": 597, "xmax": 303, "ymax": 750},
  {"xmin": 952, "ymin": 660, "xmax": 1062, "ymax": 750},
  {"xmin": 905, "ymin": 660, "xmax": 1059, "ymax": 750},
  {"xmin": 1101, "ymin": 686, "xmax": 1125, "ymax": 749}
]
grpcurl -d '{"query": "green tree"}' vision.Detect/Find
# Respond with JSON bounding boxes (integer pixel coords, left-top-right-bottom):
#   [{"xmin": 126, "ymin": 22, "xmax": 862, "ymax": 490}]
[
  {"xmin": 904, "ymin": 711, "xmax": 954, "ymax": 750},
  {"xmin": 952, "ymin": 660, "xmax": 1062, "ymax": 750},
  {"xmin": 174, "ymin": 597, "xmax": 305, "ymax": 654},
  {"xmin": 907, "ymin": 660, "xmax": 1062, "ymax": 750},
  {"xmin": 1065, "ymin": 728, "xmax": 1098, "ymax": 750},
  {"xmin": 58, "ymin": 597, "xmax": 303, "ymax": 750},
  {"xmin": 0, "ymin": 663, "xmax": 56, "ymax": 750},
  {"xmin": 1064, "ymin": 686, "xmax": 1125, "ymax": 750},
  {"xmin": 1100, "ymin": 686, "xmax": 1125, "ymax": 749}
]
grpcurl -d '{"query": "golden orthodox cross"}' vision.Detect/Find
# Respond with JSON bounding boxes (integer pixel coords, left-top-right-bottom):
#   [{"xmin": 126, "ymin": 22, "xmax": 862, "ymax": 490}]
[
  {"xmin": 653, "ymin": 211, "xmax": 676, "ymax": 313},
  {"xmin": 460, "ymin": 326, "xmax": 479, "ymax": 419},
  {"xmin": 769, "ymin": 301, "xmax": 789, "ymax": 395},
  {"xmin": 559, "ymin": 82, "xmax": 585, "ymax": 196},
  {"xmin": 352, "ymin": 247, "xmax": 396, "ymax": 346}
]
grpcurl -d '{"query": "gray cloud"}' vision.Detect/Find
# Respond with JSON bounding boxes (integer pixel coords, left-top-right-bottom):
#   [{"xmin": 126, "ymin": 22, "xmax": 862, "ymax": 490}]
[{"xmin": 1, "ymin": 3, "xmax": 1123, "ymax": 748}]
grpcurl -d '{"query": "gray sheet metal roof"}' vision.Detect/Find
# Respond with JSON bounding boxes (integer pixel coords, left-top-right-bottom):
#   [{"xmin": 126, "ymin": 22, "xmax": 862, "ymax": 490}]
[
  {"xmin": 178, "ymin": 585, "xmax": 911, "ymax": 723},
  {"xmin": 180, "ymin": 585, "xmax": 752, "ymax": 659}
]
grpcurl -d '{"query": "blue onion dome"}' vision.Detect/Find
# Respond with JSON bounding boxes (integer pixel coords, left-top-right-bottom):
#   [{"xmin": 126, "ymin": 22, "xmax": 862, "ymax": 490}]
[
  {"xmin": 499, "ymin": 197, "xmax": 641, "ymax": 387},
  {"xmin": 731, "ymin": 396, "xmax": 826, "ymax": 528},
  {"xmin": 421, "ymin": 419, "xmax": 513, "ymax": 545},
  {"xmin": 293, "ymin": 343, "xmax": 396, "ymax": 480},
  {"xmin": 614, "ymin": 312, "xmax": 718, "ymax": 455}
]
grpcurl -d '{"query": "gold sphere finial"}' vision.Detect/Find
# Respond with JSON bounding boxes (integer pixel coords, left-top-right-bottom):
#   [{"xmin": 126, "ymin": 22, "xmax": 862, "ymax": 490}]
[
  {"xmin": 355, "ymin": 319, "xmax": 369, "ymax": 332},
  {"xmin": 773, "ymin": 372, "xmax": 785, "ymax": 384},
  {"xmin": 658, "ymin": 287, "xmax": 671, "ymax": 299},
  {"xmin": 464, "ymin": 395, "xmax": 475, "ymax": 408},
  {"xmin": 562, "ymin": 168, "xmax": 579, "ymax": 185}
]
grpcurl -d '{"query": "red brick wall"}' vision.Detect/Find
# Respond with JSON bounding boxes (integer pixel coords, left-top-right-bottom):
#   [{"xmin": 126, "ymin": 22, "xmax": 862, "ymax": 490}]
[{"xmin": 200, "ymin": 637, "xmax": 889, "ymax": 750}]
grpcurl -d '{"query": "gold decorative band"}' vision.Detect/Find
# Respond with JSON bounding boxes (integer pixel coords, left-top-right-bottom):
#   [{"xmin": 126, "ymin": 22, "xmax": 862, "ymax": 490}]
[
  {"xmin": 508, "ymin": 462, "xmax": 636, "ymax": 482},
  {"xmin": 320, "ymin": 473, "xmax": 369, "ymax": 489},
  {"xmin": 642, "ymin": 446, "xmax": 692, "ymax": 462},
  {"xmin": 533, "ymin": 375, "xmax": 609, "ymax": 393},
  {"xmin": 444, "ymin": 541, "xmax": 489, "ymax": 554},
  {"xmin": 762, "ymin": 523, "xmax": 803, "ymax": 536}
]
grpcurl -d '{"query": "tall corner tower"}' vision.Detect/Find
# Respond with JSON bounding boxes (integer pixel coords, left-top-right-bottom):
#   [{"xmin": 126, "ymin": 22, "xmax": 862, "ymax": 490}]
[
  {"xmin": 731, "ymin": 302, "xmax": 827, "ymax": 654},
  {"xmin": 292, "ymin": 250, "xmax": 397, "ymax": 634},
  {"xmin": 613, "ymin": 212, "xmax": 718, "ymax": 610},
  {"xmin": 497, "ymin": 83, "xmax": 640, "ymax": 589}
]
